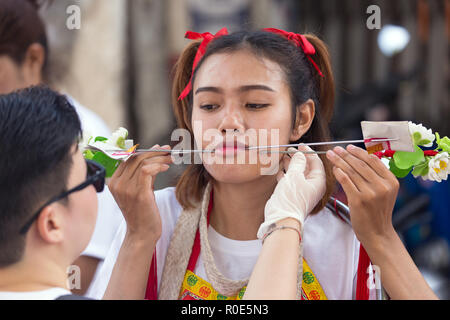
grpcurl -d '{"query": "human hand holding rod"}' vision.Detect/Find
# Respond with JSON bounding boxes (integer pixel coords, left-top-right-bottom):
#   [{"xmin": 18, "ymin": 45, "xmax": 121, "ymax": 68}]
[
  {"xmin": 326, "ymin": 144, "xmax": 438, "ymax": 300},
  {"xmin": 103, "ymin": 145, "xmax": 172, "ymax": 299}
]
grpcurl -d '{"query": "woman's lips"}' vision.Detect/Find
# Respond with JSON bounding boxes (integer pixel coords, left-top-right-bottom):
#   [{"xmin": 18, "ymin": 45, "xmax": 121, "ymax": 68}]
[{"xmin": 213, "ymin": 141, "xmax": 248, "ymax": 156}]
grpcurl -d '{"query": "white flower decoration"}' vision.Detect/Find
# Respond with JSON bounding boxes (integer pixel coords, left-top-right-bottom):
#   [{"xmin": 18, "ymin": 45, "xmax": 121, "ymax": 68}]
[
  {"xmin": 408, "ymin": 122, "xmax": 435, "ymax": 147},
  {"xmin": 108, "ymin": 127, "xmax": 128, "ymax": 149},
  {"xmin": 424, "ymin": 152, "xmax": 449, "ymax": 182}
]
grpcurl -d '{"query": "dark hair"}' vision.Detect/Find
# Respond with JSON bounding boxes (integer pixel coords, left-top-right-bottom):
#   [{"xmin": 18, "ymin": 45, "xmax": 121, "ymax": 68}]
[
  {"xmin": 0, "ymin": 0, "xmax": 49, "ymax": 76},
  {"xmin": 0, "ymin": 85, "xmax": 81, "ymax": 267},
  {"xmin": 172, "ymin": 30, "xmax": 336, "ymax": 213}
]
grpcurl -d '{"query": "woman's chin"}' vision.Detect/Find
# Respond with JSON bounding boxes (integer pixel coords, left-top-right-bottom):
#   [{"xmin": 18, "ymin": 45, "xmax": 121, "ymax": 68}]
[{"xmin": 204, "ymin": 163, "xmax": 277, "ymax": 184}]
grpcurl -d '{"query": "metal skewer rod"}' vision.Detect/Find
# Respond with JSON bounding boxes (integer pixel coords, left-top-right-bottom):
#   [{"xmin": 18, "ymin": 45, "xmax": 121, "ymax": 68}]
[
  {"xmin": 134, "ymin": 149, "xmax": 214, "ymax": 154},
  {"xmin": 246, "ymin": 138, "xmax": 398, "ymax": 150},
  {"xmin": 135, "ymin": 149, "xmax": 326, "ymax": 154},
  {"xmin": 97, "ymin": 138, "xmax": 397, "ymax": 155}
]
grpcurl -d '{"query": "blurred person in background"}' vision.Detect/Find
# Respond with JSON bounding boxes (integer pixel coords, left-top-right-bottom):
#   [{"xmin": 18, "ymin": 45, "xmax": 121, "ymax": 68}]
[{"xmin": 0, "ymin": 0, "xmax": 123, "ymax": 297}]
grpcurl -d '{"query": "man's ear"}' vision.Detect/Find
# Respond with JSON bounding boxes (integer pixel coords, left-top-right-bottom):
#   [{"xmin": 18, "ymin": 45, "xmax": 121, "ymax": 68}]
[
  {"xmin": 20, "ymin": 43, "xmax": 45, "ymax": 87},
  {"xmin": 36, "ymin": 205, "xmax": 64, "ymax": 244},
  {"xmin": 290, "ymin": 99, "xmax": 315, "ymax": 142}
]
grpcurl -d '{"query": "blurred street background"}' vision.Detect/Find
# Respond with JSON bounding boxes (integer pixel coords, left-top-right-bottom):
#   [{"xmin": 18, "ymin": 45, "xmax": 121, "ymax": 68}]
[{"xmin": 38, "ymin": 0, "xmax": 449, "ymax": 298}]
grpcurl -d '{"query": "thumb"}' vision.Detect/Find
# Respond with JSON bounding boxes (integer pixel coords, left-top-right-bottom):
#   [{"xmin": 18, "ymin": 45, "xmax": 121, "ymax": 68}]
[
  {"xmin": 286, "ymin": 147, "xmax": 307, "ymax": 175},
  {"xmin": 297, "ymin": 145, "xmax": 326, "ymax": 181}
]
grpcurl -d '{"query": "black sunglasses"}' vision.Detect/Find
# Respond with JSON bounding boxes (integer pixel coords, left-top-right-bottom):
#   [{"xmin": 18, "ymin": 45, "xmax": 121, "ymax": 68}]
[{"xmin": 19, "ymin": 159, "xmax": 106, "ymax": 235}]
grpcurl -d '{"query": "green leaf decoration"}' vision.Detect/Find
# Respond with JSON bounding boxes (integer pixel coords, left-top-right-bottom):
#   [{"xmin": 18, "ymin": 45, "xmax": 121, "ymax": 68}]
[
  {"xmin": 94, "ymin": 136, "xmax": 108, "ymax": 142},
  {"xmin": 437, "ymin": 135, "xmax": 450, "ymax": 153},
  {"xmin": 389, "ymin": 158, "xmax": 412, "ymax": 178},
  {"xmin": 393, "ymin": 145, "xmax": 425, "ymax": 169},
  {"xmin": 83, "ymin": 149, "xmax": 95, "ymax": 160},
  {"xmin": 411, "ymin": 160, "xmax": 429, "ymax": 177},
  {"xmin": 417, "ymin": 139, "xmax": 431, "ymax": 146},
  {"xmin": 91, "ymin": 151, "xmax": 120, "ymax": 178},
  {"xmin": 412, "ymin": 132, "xmax": 422, "ymax": 145}
]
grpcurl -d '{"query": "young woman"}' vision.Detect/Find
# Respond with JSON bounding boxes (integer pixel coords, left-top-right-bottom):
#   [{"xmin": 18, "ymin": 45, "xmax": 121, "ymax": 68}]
[{"xmin": 90, "ymin": 28, "xmax": 438, "ymax": 300}]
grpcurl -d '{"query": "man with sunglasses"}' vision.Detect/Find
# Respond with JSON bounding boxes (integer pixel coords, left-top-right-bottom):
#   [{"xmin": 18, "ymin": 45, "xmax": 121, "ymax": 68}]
[{"xmin": 0, "ymin": 86, "xmax": 105, "ymax": 299}]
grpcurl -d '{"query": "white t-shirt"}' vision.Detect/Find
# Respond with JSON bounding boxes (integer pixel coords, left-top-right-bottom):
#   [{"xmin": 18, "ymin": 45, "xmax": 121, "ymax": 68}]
[
  {"xmin": 89, "ymin": 187, "xmax": 375, "ymax": 300},
  {"xmin": 66, "ymin": 96, "xmax": 124, "ymax": 297},
  {"xmin": 0, "ymin": 288, "xmax": 72, "ymax": 300}
]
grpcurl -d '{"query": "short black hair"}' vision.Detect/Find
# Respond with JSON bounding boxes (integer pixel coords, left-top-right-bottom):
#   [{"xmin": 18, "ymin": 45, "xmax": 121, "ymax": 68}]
[{"xmin": 0, "ymin": 85, "xmax": 81, "ymax": 267}]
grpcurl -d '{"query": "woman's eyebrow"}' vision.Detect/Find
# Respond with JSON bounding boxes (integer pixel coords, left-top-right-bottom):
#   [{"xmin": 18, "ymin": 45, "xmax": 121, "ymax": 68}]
[
  {"xmin": 238, "ymin": 85, "xmax": 275, "ymax": 93},
  {"xmin": 195, "ymin": 87, "xmax": 223, "ymax": 95},
  {"xmin": 195, "ymin": 85, "xmax": 275, "ymax": 95}
]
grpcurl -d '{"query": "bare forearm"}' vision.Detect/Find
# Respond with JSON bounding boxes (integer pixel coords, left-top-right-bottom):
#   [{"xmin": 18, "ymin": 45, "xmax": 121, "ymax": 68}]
[
  {"xmin": 363, "ymin": 229, "xmax": 438, "ymax": 300},
  {"xmin": 103, "ymin": 232, "xmax": 157, "ymax": 300},
  {"xmin": 244, "ymin": 219, "xmax": 300, "ymax": 300}
]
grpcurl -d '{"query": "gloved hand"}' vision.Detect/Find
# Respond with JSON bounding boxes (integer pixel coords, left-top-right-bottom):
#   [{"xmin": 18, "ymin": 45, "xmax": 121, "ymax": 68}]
[{"xmin": 257, "ymin": 145, "xmax": 327, "ymax": 239}]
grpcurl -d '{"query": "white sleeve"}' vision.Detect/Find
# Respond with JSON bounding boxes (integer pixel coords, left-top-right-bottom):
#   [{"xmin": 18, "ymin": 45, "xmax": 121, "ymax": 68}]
[
  {"xmin": 86, "ymin": 187, "xmax": 182, "ymax": 300},
  {"xmin": 86, "ymin": 220, "xmax": 127, "ymax": 299},
  {"xmin": 81, "ymin": 186, "xmax": 124, "ymax": 260}
]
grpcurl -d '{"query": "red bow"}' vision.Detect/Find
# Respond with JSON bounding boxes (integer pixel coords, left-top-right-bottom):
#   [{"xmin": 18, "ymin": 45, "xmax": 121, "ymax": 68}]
[
  {"xmin": 263, "ymin": 28, "xmax": 324, "ymax": 77},
  {"xmin": 178, "ymin": 28, "xmax": 229, "ymax": 101}
]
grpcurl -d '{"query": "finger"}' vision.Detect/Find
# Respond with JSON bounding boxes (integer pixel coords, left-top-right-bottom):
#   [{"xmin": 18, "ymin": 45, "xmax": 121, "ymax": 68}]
[
  {"xmin": 334, "ymin": 146, "xmax": 381, "ymax": 184},
  {"xmin": 129, "ymin": 153, "xmax": 173, "ymax": 181},
  {"xmin": 121, "ymin": 145, "xmax": 172, "ymax": 181},
  {"xmin": 347, "ymin": 145, "xmax": 401, "ymax": 199},
  {"xmin": 326, "ymin": 148, "xmax": 368, "ymax": 193},
  {"xmin": 333, "ymin": 166, "xmax": 360, "ymax": 196},
  {"xmin": 138, "ymin": 163, "xmax": 170, "ymax": 191},
  {"xmin": 297, "ymin": 145, "xmax": 325, "ymax": 180},
  {"xmin": 286, "ymin": 147, "xmax": 307, "ymax": 174},
  {"xmin": 346, "ymin": 145, "xmax": 394, "ymax": 180},
  {"xmin": 112, "ymin": 144, "xmax": 160, "ymax": 179}
]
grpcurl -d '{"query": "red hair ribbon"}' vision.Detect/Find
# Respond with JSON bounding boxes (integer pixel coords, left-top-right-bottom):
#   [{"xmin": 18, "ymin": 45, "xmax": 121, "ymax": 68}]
[
  {"xmin": 178, "ymin": 27, "xmax": 229, "ymax": 101},
  {"xmin": 263, "ymin": 28, "xmax": 324, "ymax": 77}
]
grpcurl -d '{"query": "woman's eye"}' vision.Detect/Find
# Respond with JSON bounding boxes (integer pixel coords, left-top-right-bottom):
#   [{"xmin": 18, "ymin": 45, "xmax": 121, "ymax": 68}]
[
  {"xmin": 200, "ymin": 104, "xmax": 219, "ymax": 111},
  {"xmin": 246, "ymin": 103, "xmax": 270, "ymax": 109}
]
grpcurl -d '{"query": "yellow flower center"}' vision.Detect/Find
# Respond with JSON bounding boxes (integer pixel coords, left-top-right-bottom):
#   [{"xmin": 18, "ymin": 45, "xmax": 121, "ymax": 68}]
[{"xmin": 434, "ymin": 160, "xmax": 448, "ymax": 174}]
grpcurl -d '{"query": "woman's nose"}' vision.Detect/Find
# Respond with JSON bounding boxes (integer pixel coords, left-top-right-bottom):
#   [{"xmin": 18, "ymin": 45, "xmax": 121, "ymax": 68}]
[{"xmin": 218, "ymin": 105, "xmax": 246, "ymax": 134}]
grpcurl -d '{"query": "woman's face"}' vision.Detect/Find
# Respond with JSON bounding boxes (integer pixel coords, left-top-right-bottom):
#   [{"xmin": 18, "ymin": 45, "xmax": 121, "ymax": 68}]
[{"xmin": 191, "ymin": 49, "xmax": 309, "ymax": 183}]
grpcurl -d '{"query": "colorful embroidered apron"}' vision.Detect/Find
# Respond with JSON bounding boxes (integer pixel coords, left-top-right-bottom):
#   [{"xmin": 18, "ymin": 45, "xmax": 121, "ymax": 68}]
[
  {"xmin": 180, "ymin": 190, "xmax": 327, "ymax": 300},
  {"xmin": 179, "ymin": 259, "xmax": 327, "ymax": 300}
]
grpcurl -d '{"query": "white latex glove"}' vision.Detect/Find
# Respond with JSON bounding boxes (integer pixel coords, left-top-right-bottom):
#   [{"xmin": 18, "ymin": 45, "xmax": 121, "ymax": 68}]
[{"xmin": 257, "ymin": 145, "xmax": 327, "ymax": 239}]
